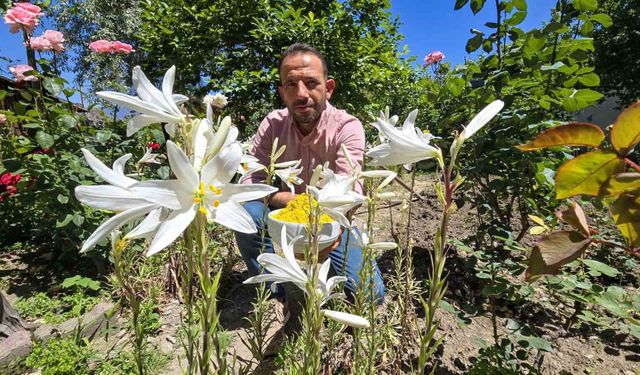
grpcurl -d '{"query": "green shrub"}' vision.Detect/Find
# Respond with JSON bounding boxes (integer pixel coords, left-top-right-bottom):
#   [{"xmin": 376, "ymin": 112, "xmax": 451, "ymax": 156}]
[{"xmin": 25, "ymin": 337, "xmax": 93, "ymax": 375}]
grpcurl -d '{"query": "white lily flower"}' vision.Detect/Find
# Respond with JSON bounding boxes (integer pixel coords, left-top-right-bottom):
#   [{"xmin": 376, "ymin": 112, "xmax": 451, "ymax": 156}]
[
  {"xmin": 274, "ymin": 160, "xmax": 303, "ymax": 193},
  {"xmin": 141, "ymin": 141, "xmax": 277, "ymax": 256},
  {"xmin": 74, "ymin": 149, "xmax": 174, "ymax": 253},
  {"xmin": 97, "ymin": 66, "xmax": 188, "ymax": 137},
  {"xmin": 244, "ymin": 226, "xmax": 369, "ymax": 328},
  {"xmin": 308, "ymin": 169, "xmax": 365, "ymax": 228},
  {"xmin": 191, "ymin": 116, "xmax": 239, "ymax": 171},
  {"xmin": 450, "ymin": 100, "xmax": 504, "ymax": 160},
  {"xmin": 459, "ymin": 100, "xmax": 504, "ymax": 142},
  {"xmin": 137, "ymin": 147, "xmax": 161, "ymax": 165},
  {"xmin": 237, "ymin": 154, "xmax": 266, "ymax": 176},
  {"xmin": 367, "ymin": 109, "xmax": 443, "ymax": 169},
  {"xmin": 350, "ymin": 227, "xmax": 397, "ymax": 251}
]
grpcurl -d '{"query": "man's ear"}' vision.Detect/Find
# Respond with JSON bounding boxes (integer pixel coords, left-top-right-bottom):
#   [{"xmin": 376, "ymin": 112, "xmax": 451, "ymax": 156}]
[
  {"xmin": 277, "ymin": 84, "xmax": 284, "ymax": 101},
  {"xmin": 326, "ymin": 78, "xmax": 335, "ymax": 100}
]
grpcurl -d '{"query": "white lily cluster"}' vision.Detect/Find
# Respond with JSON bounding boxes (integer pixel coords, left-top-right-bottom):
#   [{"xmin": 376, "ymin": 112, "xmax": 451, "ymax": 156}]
[
  {"xmin": 367, "ymin": 109, "xmax": 443, "ymax": 170},
  {"xmin": 97, "ymin": 66, "xmax": 188, "ymax": 137},
  {"xmin": 366, "ymin": 101, "xmax": 504, "ymax": 169},
  {"xmin": 77, "ymin": 67, "xmax": 278, "ymax": 256},
  {"xmin": 244, "ymin": 227, "xmax": 370, "ymax": 328}
]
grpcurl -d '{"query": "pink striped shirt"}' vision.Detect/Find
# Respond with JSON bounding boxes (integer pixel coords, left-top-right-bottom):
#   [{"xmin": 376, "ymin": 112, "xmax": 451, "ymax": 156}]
[{"xmin": 242, "ymin": 103, "xmax": 364, "ymax": 194}]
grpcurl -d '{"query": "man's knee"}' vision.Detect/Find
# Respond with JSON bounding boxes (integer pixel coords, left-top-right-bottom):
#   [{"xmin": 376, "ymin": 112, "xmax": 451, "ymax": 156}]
[{"xmin": 242, "ymin": 200, "xmax": 268, "ymax": 227}]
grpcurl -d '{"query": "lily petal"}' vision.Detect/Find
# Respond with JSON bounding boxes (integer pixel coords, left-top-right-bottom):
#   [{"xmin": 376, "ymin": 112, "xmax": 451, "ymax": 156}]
[
  {"xmin": 147, "ymin": 206, "xmax": 196, "ymax": 256},
  {"xmin": 81, "ymin": 204, "xmax": 156, "ymax": 253},
  {"xmin": 322, "ymin": 310, "xmax": 370, "ymax": 328}
]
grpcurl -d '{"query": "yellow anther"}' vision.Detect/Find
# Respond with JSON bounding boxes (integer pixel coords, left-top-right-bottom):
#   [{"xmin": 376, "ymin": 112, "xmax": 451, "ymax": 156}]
[
  {"xmin": 199, "ymin": 181, "xmax": 205, "ymax": 195},
  {"xmin": 242, "ymin": 163, "xmax": 248, "ymax": 171},
  {"xmin": 213, "ymin": 200, "xmax": 220, "ymax": 208},
  {"xmin": 193, "ymin": 197, "xmax": 202, "ymax": 203},
  {"xmin": 199, "ymin": 206, "xmax": 208, "ymax": 216},
  {"xmin": 116, "ymin": 239, "xmax": 128, "ymax": 252}
]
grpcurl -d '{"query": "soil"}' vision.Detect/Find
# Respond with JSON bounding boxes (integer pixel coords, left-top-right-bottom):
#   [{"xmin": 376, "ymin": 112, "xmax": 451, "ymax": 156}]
[{"xmin": 1, "ymin": 175, "xmax": 639, "ymax": 374}]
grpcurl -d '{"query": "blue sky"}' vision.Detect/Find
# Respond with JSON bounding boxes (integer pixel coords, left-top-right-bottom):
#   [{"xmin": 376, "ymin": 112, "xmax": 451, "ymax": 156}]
[
  {"xmin": 1, "ymin": 1, "xmax": 558, "ymax": 87},
  {"xmin": 390, "ymin": 0, "xmax": 557, "ymax": 66}
]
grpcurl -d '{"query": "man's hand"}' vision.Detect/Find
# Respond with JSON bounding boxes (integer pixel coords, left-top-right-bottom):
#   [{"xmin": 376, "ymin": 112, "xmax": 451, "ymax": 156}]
[{"xmin": 269, "ymin": 191, "xmax": 296, "ymax": 208}]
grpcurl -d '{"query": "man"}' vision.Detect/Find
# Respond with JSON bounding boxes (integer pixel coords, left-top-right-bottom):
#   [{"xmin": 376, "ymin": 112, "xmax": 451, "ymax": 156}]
[{"xmin": 236, "ymin": 43, "xmax": 384, "ymax": 303}]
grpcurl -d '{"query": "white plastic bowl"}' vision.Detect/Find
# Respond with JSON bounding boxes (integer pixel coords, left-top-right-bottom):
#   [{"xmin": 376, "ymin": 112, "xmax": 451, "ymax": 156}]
[{"xmin": 268, "ymin": 209, "xmax": 341, "ymax": 254}]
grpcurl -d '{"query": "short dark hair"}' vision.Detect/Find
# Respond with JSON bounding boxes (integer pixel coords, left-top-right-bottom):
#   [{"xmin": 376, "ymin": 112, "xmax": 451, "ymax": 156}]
[{"xmin": 278, "ymin": 43, "xmax": 328, "ymax": 80}]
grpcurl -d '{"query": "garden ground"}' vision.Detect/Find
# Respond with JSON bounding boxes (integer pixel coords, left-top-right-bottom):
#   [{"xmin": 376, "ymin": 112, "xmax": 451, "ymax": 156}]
[{"xmin": 1, "ymin": 175, "xmax": 638, "ymax": 374}]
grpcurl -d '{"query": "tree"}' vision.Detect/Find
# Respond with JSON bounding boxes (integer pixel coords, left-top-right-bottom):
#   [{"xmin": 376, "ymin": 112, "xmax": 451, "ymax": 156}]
[
  {"xmin": 135, "ymin": 0, "xmax": 415, "ymax": 136},
  {"xmin": 49, "ymin": 0, "xmax": 142, "ymax": 96},
  {"xmin": 593, "ymin": 0, "xmax": 640, "ymax": 107}
]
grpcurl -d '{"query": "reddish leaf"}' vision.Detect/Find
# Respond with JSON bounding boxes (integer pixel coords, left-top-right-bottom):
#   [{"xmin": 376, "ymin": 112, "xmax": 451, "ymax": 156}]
[
  {"xmin": 611, "ymin": 101, "xmax": 640, "ymax": 156},
  {"xmin": 517, "ymin": 122, "xmax": 605, "ymax": 151},
  {"xmin": 555, "ymin": 150, "xmax": 625, "ymax": 199},
  {"xmin": 556, "ymin": 201, "xmax": 590, "ymax": 237},
  {"xmin": 526, "ymin": 231, "xmax": 591, "ymax": 280}
]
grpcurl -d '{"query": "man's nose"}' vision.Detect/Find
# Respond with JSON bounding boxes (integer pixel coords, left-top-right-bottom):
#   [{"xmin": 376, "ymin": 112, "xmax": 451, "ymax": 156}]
[{"xmin": 295, "ymin": 81, "xmax": 309, "ymax": 98}]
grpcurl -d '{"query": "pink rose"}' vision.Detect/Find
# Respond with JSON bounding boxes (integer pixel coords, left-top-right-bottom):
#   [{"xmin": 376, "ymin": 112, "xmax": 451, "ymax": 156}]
[
  {"xmin": 27, "ymin": 35, "xmax": 51, "ymax": 51},
  {"xmin": 3, "ymin": 6, "xmax": 40, "ymax": 33},
  {"xmin": 9, "ymin": 64, "xmax": 37, "ymax": 82},
  {"xmin": 43, "ymin": 30, "xmax": 65, "ymax": 51},
  {"xmin": 111, "ymin": 41, "xmax": 134, "ymax": 54},
  {"xmin": 13, "ymin": 2, "xmax": 43, "ymax": 14},
  {"xmin": 89, "ymin": 39, "xmax": 113, "ymax": 53},
  {"xmin": 423, "ymin": 51, "xmax": 445, "ymax": 66}
]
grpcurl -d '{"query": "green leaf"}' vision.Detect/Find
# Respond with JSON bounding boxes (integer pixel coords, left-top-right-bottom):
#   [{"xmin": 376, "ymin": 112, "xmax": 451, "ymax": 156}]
[
  {"xmin": 35, "ymin": 131, "xmax": 55, "ymax": 148},
  {"xmin": 482, "ymin": 283, "xmax": 508, "ymax": 296},
  {"xmin": 610, "ymin": 101, "xmax": 640, "ymax": 155},
  {"xmin": 513, "ymin": 0, "xmax": 527, "ymax": 11},
  {"xmin": 516, "ymin": 335, "xmax": 553, "ymax": 352},
  {"xmin": 590, "ymin": 13, "xmax": 612, "ymax": 27},
  {"xmin": 505, "ymin": 11, "xmax": 527, "ymax": 26},
  {"xmin": 57, "ymin": 114, "xmax": 78, "ymax": 129},
  {"xmin": 95, "ymin": 131, "xmax": 112, "ymax": 143},
  {"xmin": 466, "ymin": 31, "xmax": 484, "ymax": 53},
  {"xmin": 555, "ymin": 150, "xmax": 625, "ymax": 199},
  {"xmin": 573, "ymin": 0, "xmax": 598, "ymax": 11},
  {"xmin": 609, "ymin": 194, "xmax": 640, "ymax": 247},
  {"xmin": 541, "ymin": 62, "xmax": 565, "ymax": 71},
  {"xmin": 470, "ymin": 0, "xmax": 486, "ymax": 14},
  {"xmin": 43, "ymin": 77, "xmax": 63, "ymax": 96},
  {"xmin": 582, "ymin": 259, "xmax": 620, "ymax": 277},
  {"xmin": 57, "ymin": 194, "xmax": 69, "ymax": 204},
  {"xmin": 72, "ymin": 214, "xmax": 84, "ymax": 227},
  {"xmin": 56, "ymin": 214, "xmax": 74, "ymax": 228},
  {"xmin": 574, "ymin": 89, "xmax": 604, "ymax": 103},
  {"xmin": 527, "ymin": 231, "xmax": 591, "ymax": 280},
  {"xmin": 454, "ymin": 0, "xmax": 470, "ymax": 10},
  {"xmin": 578, "ymin": 73, "xmax": 600, "ymax": 87},
  {"xmin": 517, "ymin": 122, "xmax": 605, "ymax": 151}
]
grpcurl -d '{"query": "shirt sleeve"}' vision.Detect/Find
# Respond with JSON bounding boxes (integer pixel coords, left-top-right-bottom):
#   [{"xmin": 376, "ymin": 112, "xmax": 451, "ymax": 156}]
[
  {"xmin": 240, "ymin": 117, "xmax": 272, "ymax": 185},
  {"xmin": 335, "ymin": 117, "xmax": 365, "ymax": 194}
]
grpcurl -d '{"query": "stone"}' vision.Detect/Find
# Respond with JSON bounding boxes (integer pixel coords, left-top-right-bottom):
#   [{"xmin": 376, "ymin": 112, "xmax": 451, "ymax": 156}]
[
  {"xmin": 32, "ymin": 302, "xmax": 115, "ymax": 345},
  {"xmin": 0, "ymin": 330, "xmax": 32, "ymax": 369}
]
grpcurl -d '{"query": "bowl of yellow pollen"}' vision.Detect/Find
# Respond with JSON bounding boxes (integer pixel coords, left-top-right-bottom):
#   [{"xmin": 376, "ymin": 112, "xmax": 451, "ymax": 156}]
[{"xmin": 268, "ymin": 193, "xmax": 341, "ymax": 254}]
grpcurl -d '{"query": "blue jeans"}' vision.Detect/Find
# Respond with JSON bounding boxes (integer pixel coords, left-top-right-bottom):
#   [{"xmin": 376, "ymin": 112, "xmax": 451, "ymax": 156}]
[{"xmin": 234, "ymin": 200, "xmax": 385, "ymax": 303}]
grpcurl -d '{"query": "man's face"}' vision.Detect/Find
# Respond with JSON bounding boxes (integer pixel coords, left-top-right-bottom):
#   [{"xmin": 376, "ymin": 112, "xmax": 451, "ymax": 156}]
[{"xmin": 278, "ymin": 53, "xmax": 335, "ymax": 130}]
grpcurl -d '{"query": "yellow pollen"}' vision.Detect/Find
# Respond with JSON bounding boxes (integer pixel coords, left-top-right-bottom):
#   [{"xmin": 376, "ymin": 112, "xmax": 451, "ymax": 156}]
[
  {"xmin": 199, "ymin": 206, "xmax": 208, "ymax": 215},
  {"xmin": 213, "ymin": 200, "xmax": 220, "ymax": 207},
  {"xmin": 242, "ymin": 163, "xmax": 248, "ymax": 171},
  {"xmin": 193, "ymin": 197, "xmax": 202, "ymax": 203}
]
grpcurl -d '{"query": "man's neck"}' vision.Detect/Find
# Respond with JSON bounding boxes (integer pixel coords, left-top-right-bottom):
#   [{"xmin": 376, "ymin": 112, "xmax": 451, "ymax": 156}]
[{"xmin": 294, "ymin": 121, "xmax": 316, "ymax": 136}]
